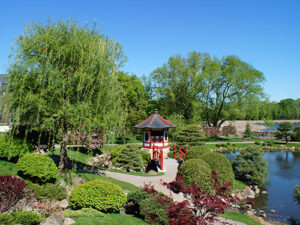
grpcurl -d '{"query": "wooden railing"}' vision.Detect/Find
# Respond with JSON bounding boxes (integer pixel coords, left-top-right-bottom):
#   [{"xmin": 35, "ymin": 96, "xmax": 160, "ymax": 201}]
[
  {"xmin": 173, "ymin": 145, "xmax": 188, "ymax": 162},
  {"xmin": 152, "ymin": 146, "xmax": 164, "ymax": 170}
]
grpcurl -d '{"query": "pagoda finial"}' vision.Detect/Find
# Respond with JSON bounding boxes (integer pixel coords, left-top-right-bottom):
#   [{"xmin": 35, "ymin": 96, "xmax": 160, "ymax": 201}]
[{"xmin": 154, "ymin": 109, "xmax": 158, "ymax": 114}]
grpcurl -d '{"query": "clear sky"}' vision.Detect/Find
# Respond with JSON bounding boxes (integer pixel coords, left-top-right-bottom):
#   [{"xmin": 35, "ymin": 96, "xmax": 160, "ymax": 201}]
[{"xmin": 0, "ymin": 0, "xmax": 299, "ymax": 101}]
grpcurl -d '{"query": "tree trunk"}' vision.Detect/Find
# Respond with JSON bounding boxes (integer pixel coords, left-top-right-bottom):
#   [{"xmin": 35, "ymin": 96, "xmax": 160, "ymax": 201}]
[{"xmin": 58, "ymin": 129, "xmax": 68, "ymax": 171}]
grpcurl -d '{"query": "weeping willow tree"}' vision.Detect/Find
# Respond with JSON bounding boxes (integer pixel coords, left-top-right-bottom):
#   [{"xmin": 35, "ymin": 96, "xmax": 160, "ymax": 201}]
[{"xmin": 5, "ymin": 19, "xmax": 126, "ymax": 170}]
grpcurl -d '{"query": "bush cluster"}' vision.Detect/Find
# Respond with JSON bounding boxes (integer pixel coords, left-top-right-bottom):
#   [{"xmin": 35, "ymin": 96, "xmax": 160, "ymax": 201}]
[
  {"xmin": 113, "ymin": 145, "xmax": 144, "ymax": 171},
  {"xmin": 0, "ymin": 175, "xmax": 27, "ymax": 213},
  {"xmin": 17, "ymin": 153, "xmax": 58, "ymax": 183},
  {"xmin": 0, "ymin": 211, "xmax": 45, "ymax": 225},
  {"xmin": 27, "ymin": 182, "xmax": 67, "ymax": 201},
  {"xmin": 200, "ymin": 152, "xmax": 234, "ymax": 193},
  {"xmin": 184, "ymin": 146, "xmax": 210, "ymax": 161},
  {"xmin": 179, "ymin": 159, "xmax": 213, "ymax": 193},
  {"xmin": 139, "ymin": 150, "xmax": 151, "ymax": 165},
  {"xmin": 69, "ymin": 179, "xmax": 126, "ymax": 212},
  {"xmin": 63, "ymin": 208, "xmax": 105, "ymax": 218},
  {"xmin": 126, "ymin": 188, "xmax": 170, "ymax": 225},
  {"xmin": 0, "ymin": 136, "xmax": 33, "ymax": 160}
]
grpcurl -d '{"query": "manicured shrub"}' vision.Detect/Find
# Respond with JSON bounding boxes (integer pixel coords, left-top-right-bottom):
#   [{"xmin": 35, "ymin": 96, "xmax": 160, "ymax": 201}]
[
  {"xmin": 140, "ymin": 196, "xmax": 169, "ymax": 225},
  {"xmin": 139, "ymin": 150, "xmax": 151, "ymax": 165},
  {"xmin": 0, "ymin": 136, "xmax": 33, "ymax": 160},
  {"xmin": 11, "ymin": 211, "xmax": 45, "ymax": 225},
  {"xmin": 110, "ymin": 145, "xmax": 125, "ymax": 159},
  {"xmin": 233, "ymin": 146, "xmax": 268, "ymax": 186},
  {"xmin": 184, "ymin": 146, "xmax": 210, "ymax": 161},
  {"xmin": 178, "ymin": 159, "xmax": 213, "ymax": 193},
  {"xmin": 200, "ymin": 152, "xmax": 235, "ymax": 193},
  {"xmin": 113, "ymin": 145, "xmax": 144, "ymax": 171},
  {"xmin": 17, "ymin": 153, "xmax": 58, "ymax": 183},
  {"xmin": 293, "ymin": 127, "xmax": 300, "ymax": 141},
  {"xmin": 27, "ymin": 182, "xmax": 67, "ymax": 201},
  {"xmin": 216, "ymin": 144, "xmax": 221, "ymax": 147},
  {"xmin": 255, "ymin": 141, "xmax": 260, "ymax": 145},
  {"xmin": 221, "ymin": 143, "xmax": 227, "ymax": 147},
  {"xmin": 126, "ymin": 189, "xmax": 149, "ymax": 215},
  {"xmin": 69, "ymin": 179, "xmax": 126, "ymax": 212},
  {"xmin": 176, "ymin": 124, "xmax": 206, "ymax": 146},
  {"xmin": 64, "ymin": 208, "xmax": 105, "ymax": 218},
  {"xmin": 0, "ymin": 213, "xmax": 14, "ymax": 225},
  {"xmin": 0, "ymin": 176, "xmax": 27, "ymax": 213}
]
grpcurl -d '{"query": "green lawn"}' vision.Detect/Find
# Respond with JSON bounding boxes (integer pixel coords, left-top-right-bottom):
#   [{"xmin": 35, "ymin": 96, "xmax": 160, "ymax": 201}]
[
  {"xmin": 73, "ymin": 214, "xmax": 149, "ymax": 225},
  {"xmin": 233, "ymin": 179, "xmax": 246, "ymax": 191},
  {"xmin": 0, "ymin": 160, "xmax": 18, "ymax": 176},
  {"xmin": 0, "ymin": 159, "xmax": 138, "ymax": 192},
  {"xmin": 220, "ymin": 211, "xmax": 262, "ymax": 225}
]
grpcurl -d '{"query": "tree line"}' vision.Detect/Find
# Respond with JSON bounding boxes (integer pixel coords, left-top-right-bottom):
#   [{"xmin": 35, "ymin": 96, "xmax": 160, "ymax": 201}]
[{"xmin": 2, "ymin": 19, "xmax": 299, "ymax": 169}]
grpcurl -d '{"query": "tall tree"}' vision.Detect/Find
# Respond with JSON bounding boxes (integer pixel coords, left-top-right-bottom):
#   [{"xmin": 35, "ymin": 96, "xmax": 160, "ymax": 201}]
[
  {"xmin": 150, "ymin": 52, "xmax": 205, "ymax": 119},
  {"xmin": 5, "ymin": 19, "xmax": 125, "ymax": 170},
  {"xmin": 200, "ymin": 55, "xmax": 265, "ymax": 127}
]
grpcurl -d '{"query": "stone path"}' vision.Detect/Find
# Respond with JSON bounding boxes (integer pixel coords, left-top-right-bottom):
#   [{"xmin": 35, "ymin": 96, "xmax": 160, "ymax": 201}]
[{"xmin": 104, "ymin": 158, "xmax": 246, "ymax": 225}]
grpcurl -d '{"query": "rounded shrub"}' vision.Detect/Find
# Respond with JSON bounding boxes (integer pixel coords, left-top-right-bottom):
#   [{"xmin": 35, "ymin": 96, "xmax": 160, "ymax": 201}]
[
  {"xmin": 184, "ymin": 146, "xmax": 210, "ymax": 161},
  {"xmin": 178, "ymin": 159, "xmax": 213, "ymax": 193},
  {"xmin": 113, "ymin": 144, "xmax": 144, "ymax": 172},
  {"xmin": 200, "ymin": 152, "xmax": 234, "ymax": 192},
  {"xmin": 17, "ymin": 153, "xmax": 58, "ymax": 183},
  {"xmin": 69, "ymin": 179, "xmax": 126, "ymax": 212},
  {"xmin": 0, "ymin": 136, "xmax": 33, "ymax": 160},
  {"xmin": 140, "ymin": 196, "xmax": 169, "ymax": 225}
]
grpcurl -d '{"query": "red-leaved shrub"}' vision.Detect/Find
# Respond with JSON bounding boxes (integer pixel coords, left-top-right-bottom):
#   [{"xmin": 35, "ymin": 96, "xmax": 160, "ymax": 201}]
[{"xmin": 0, "ymin": 175, "xmax": 27, "ymax": 213}]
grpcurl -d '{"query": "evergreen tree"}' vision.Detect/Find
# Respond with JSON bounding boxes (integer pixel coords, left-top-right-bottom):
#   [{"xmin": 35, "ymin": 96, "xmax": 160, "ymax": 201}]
[
  {"xmin": 176, "ymin": 124, "xmax": 206, "ymax": 146},
  {"xmin": 243, "ymin": 123, "xmax": 252, "ymax": 139},
  {"xmin": 233, "ymin": 146, "xmax": 268, "ymax": 186}
]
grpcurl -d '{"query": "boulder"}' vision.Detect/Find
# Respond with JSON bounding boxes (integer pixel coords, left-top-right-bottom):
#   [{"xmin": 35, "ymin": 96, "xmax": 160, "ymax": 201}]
[
  {"xmin": 270, "ymin": 209, "xmax": 276, "ymax": 213},
  {"xmin": 41, "ymin": 213, "xmax": 65, "ymax": 225},
  {"xmin": 64, "ymin": 218, "xmax": 76, "ymax": 225},
  {"xmin": 58, "ymin": 179, "xmax": 67, "ymax": 188},
  {"xmin": 86, "ymin": 152, "xmax": 112, "ymax": 168},
  {"xmin": 54, "ymin": 199, "xmax": 69, "ymax": 209},
  {"xmin": 148, "ymin": 170, "xmax": 157, "ymax": 175}
]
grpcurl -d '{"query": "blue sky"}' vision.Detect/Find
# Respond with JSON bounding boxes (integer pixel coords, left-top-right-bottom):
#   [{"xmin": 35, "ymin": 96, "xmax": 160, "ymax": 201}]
[{"xmin": 0, "ymin": 0, "xmax": 299, "ymax": 101}]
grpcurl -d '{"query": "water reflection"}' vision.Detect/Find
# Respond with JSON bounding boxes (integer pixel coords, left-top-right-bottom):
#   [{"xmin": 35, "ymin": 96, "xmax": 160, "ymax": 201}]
[{"xmin": 225, "ymin": 151, "xmax": 300, "ymax": 223}]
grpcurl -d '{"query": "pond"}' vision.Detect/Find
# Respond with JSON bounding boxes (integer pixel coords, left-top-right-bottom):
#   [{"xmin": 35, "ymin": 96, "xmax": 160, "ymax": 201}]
[{"xmin": 224, "ymin": 151, "xmax": 300, "ymax": 223}]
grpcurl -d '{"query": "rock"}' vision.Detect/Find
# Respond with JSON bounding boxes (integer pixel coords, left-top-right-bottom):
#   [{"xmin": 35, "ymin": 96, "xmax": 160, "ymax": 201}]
[
  {"xmin": 147, "ymin": 170, "xmax": 157, "ymax": 175},
  {"xmin": 58, "ymin": 179, "xmax": 67, "ymax": 188},
  {"xmin": 270, "ymin": 209, "xmax": 276, "ymax": 213},
  {"xmin": 71, "ymin": 177, "xmax": 85, "ymax": 186},
  {"xmin": 245, "ymin": 204, "xmax": 252, "ymax": 209},
  {"xmin": 241, "ymin": 186, "xmax": 256, "ymax": 199},
  {"xmin": 261, "ymin": 191, "xmax": 268, "ymax": 194},
  {"xmin": 64, "ymin": 218, "xmax": 76, "ymax": 225},
  {"xmin": 41, "ymin": 213, "xmax": 65, "ymax": 225},
  {"xmin": 246, "ymin": 211, "xmax": 266, "ymax": 224},
  {"xmin": 87, "ymin": 152, "xmax": 112, "ymax": 168},
  {"xmin": 246, "ymin": 210, "xmax": 254, "ymax": 217},
  {"xmin": 55, "ymin": 199, "xmax": 69, "ymax": 209},
  {"xmin": 66, "ymin": 186, "xmax": 74, "ymax": 196}
]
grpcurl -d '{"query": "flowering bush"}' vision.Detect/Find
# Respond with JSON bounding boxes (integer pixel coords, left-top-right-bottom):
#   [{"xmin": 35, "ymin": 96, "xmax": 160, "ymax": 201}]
[
  {"xmin": 0, "ymin": 175, "xmax": 27, "ymax": 213},
  {"xmin": 203, "ymin": 126, "xmax": 221, "ymax": 139}
]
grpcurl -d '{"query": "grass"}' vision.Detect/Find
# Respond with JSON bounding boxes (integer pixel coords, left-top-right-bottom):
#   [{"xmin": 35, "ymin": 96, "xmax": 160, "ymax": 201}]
[
  {"xmin": 68, "ymin": 171, "xmax": 139, "ymax": 192},
  {"xmin": 233, "ymin": 179, "xmax": 246, "ymax": 191},
  {"xmin": 0, "ymin": 160, "xmax": 18, "ymax": 176},
  {"xmin": 73, "ymin": 214, "xmax": 149, "ymax": 225},
  {"xmin": 220, "ymin": 211, "xmax": 262, "ymax": 225},
  {"xmin": 0, "ymin": 159, "xmax": 139, "ymax": 192}
]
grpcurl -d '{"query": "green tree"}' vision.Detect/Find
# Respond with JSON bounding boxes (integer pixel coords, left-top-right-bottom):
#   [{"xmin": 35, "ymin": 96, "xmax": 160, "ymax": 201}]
[
  {"xmin": 233, "ymin": 146, "xmax": 268, "ymax": 186},
  {"xmin": 293, "ymin": 126, "xmax": 300, "ymax": 141},
  {"xmin": 150, "ymin": 52, "xmax": 205, "ymax": 119},
  {"xmin": 278, "ymin": 98, "xmax": 297, "ymax": 119},
  {"xmin": 116, "ymin": 72, "xmax": 150, "ymax": 136},
  {"xmin": 243, "ymin": 123, "xmax": 252, "ymax": 139},
  {"xmin": 221, "ymin": 124, "xmax": 237, "ymax": 138},
  {"xmin": 276, "ymin": 122, "xmax": 293, "ymax": 144},
  {"xmin": 200, "ymin": 55, "xmax": 265, "ymax": 127},
  {"xmin": 5, "ymin": 19, "xmax": 125, "ymax": 170}
]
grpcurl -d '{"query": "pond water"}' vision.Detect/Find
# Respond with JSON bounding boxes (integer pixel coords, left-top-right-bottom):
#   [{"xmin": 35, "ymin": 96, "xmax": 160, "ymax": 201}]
[{"xmin": 224, "ymin": 151, "xmax": 300, "ymax": 223}]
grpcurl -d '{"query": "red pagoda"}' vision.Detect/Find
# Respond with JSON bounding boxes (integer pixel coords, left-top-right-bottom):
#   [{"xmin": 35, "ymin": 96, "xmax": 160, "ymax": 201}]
[{"xmin": 134, "ymin": 110, "xmax": 176, "ymax": 156}]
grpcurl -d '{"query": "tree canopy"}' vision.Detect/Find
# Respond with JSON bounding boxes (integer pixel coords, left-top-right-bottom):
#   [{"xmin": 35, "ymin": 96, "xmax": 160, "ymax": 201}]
[
  {"xmin": 5, "ymin": 19, "xmax": 126, "ymax": 170},
  {"xmin": 151, "ymin": 52, "xmax": 265, "ymax": 126}
]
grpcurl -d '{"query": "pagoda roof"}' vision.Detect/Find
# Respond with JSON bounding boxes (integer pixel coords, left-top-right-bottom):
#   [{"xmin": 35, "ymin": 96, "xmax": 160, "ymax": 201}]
[{"xmin": 134, "ymin": 110, "xmax": 176, "ymax": 129}]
